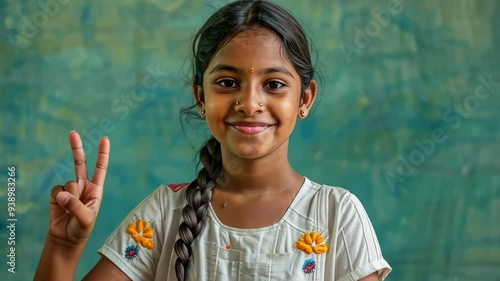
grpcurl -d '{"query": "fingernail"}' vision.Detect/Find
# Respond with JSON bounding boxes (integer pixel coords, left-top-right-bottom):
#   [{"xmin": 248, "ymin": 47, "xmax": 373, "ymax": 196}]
[
  {"xmin": 69, "ymin": 130, "xmax": 76, "ymax": 134},
  {"xmin": 103, "ymin": 136, "xmax": 109, "ymax": 139},
  {"xmin": 57, "ymin": 192, "xmax": 69, "ymax": 205}
]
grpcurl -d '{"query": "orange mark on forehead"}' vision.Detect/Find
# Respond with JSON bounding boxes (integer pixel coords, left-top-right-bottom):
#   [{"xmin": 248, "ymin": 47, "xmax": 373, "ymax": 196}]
[{"xmin": 249, "ymin": 67, "xmax": 255, "ymax": 73}]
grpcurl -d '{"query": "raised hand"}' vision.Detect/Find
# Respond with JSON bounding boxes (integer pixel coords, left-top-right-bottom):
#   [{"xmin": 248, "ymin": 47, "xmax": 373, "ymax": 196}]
[{"xmin": 48, "ymin": 131, "xmax": 110, "ymax": 246}]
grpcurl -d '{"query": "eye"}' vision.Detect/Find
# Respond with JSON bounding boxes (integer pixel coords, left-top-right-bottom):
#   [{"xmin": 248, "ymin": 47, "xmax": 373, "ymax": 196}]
[
  {"xmin": 265, "ymin": 81, "xmax": 285, "ymax": 90},
  {"xmin": 216, "ymin": 79, "xmax": 238, "ymax": 88}
]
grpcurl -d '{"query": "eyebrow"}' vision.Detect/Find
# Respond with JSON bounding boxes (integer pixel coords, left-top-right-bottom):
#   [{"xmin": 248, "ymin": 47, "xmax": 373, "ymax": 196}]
[{"xmin": 208, "ymin": 64, "xmax": 295, "ymax": 78}]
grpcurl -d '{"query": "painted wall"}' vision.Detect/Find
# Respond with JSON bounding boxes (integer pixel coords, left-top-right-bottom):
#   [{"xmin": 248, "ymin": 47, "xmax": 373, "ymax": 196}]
[{"xmin": 1, "ymin": 0, "xmax": 499, "ymax": 280}]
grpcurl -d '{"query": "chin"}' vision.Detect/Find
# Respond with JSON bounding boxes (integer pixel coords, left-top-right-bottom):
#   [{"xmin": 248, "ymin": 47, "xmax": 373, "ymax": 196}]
[
  {"xmin": 230, "ymin": 142, "xmax": 287, "ymax": 161},
  {"xmin": 219, "ymin": 132, "xmax": 288, "ymax": 160},
  {"xmin": 232, "ymin": 146, "xmax": 266, "ymax": 159}
]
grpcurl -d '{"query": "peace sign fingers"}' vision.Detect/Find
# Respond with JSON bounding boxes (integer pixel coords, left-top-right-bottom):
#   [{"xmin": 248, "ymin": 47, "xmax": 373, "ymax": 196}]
[
  {"xmin": 69, "ymin": 131, "xmax": 88, "ymax": 182},
  {"xmin": 47, "ymin": 132, "xmax": 110, "ymax": 246},
  {"xmin": 69, "ymin": 131, "xmax": 110, "ymax": 187}
]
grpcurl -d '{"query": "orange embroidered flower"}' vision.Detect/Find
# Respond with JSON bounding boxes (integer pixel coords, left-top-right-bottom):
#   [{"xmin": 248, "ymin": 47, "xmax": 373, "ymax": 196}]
[
  {"xmin": 294, "ymin": 232, "xmax": 329, "ymax": 254},
  {"xmin": 127, "ymin": 219, "xmax": 155, "ymax": 250}
]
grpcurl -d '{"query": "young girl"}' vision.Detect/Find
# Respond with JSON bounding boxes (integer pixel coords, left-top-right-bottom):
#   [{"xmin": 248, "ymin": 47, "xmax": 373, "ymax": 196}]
[{"xmin": 34, "ymin": 1, "xmax": 391, "ymax": 280}]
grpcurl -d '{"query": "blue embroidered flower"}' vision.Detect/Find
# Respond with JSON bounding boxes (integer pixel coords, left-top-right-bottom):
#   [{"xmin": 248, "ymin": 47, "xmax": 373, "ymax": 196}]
[
  {"xmin": 124, "ymin": 245, "xmax": 139, "ymax": 260},
  {"xmin": 302, "ymin": 258, "xmax": 316, "ymax": 274}
]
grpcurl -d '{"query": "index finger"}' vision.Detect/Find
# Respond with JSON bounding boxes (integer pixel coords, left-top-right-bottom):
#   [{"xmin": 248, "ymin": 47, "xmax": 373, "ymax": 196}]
[
  {"xmin": 91, "ymin": 136, "xmax": 110, "ymax": 187},
  {"xmin": 69, "ymin": 131, "xmax": 88, "ymax": 181}
]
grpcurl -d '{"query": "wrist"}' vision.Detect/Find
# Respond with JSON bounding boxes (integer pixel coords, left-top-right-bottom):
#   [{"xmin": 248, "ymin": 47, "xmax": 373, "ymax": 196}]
[
  {"xmin": 34, "ymin": 234, "xmax": 88, "ymax": 281},
  {"xmin": 45, "ymin": 234, "xmax": 87, "ymax": 259}
]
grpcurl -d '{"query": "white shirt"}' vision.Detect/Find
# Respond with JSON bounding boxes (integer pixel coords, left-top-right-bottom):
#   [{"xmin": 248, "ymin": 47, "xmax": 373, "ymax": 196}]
[{"xmin": 98, "ymin": 177, "xmax": 392, "ymax": 280}]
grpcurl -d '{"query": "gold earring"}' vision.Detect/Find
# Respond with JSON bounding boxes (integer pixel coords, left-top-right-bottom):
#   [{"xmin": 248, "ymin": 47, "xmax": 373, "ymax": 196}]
[
  {"xmin": 300, "ymin": 109, "xmax": 306, "ymax": 117},
  {"xmin": 200, "ymin": 109, "xmax": 205, "ymax": 116}
]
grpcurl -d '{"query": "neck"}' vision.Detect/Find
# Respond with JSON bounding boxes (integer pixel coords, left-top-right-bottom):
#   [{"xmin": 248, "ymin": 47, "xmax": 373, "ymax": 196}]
[{"xmin": 216, "ymin": 142, "xmax": 302, "ymax": 194}]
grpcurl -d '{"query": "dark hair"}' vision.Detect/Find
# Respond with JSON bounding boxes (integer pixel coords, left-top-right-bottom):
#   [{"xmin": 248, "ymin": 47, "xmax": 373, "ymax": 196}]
[{"xmin": 175, "ymin": 1, "xmax": 316, "ymax": 280}]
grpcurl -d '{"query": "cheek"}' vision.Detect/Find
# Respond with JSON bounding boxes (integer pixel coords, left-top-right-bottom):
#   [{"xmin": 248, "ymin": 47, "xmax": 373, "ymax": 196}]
[
  {"xmin": 273, "ymin": 98, "xmax": 300, "ymax": 121},
  {"xmin": 205, "ymin": 101, "xmax": 219, "ymax": 115},
  {"xmin": 204, "ymin": 100, "xmax": 228, "ymax": 129},
  {"xmin": 204, "ymin": 92, "xmax": 233, "ymax": 112}
]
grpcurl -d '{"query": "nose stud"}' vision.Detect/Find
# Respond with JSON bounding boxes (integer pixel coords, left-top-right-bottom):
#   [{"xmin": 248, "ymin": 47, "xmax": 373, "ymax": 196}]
[
  {"xmin": 236, "ymin": 100, "xmax": 240, "ymax": 105},
  {"xmin": 259, "ymin": 102, "xmax": 263, "ymax": 107}
]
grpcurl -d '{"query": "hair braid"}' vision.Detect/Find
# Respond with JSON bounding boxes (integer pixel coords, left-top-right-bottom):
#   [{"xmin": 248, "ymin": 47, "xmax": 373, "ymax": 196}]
[{"xmin": 174, "ymin": 136, "xmax": 222, "ymax": 281}]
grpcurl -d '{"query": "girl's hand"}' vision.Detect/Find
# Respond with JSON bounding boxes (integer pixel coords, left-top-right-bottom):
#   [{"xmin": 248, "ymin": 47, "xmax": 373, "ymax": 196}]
[{"xmin": 48, "ymin": 131, "xmax": 110, "ymax": 247}]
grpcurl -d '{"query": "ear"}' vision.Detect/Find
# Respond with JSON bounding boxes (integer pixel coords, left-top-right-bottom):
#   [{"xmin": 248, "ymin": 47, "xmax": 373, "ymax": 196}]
[
  {"xmin": 192, "ymin": 81, "xmax": 204, "ymax": 110},
  {"xmin": 298, "ymin": 79, "xmax": 317, "ymax": 118}
]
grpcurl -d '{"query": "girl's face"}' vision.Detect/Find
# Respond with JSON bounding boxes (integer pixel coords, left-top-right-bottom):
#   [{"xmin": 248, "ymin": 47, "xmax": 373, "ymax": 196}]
[{"xmin": 195, "ymin": 28, "xmax": 316, "ymax": 161}]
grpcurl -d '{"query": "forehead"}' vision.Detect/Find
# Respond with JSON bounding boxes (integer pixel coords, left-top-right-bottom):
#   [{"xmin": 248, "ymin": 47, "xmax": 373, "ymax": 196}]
[{"xmin": 207, "ymin": 28, "xmax": 294, "ymax": 71}]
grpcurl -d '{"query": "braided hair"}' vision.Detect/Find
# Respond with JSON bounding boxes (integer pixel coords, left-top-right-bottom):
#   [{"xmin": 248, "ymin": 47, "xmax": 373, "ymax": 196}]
[
  {"xmin": 175, "ymin": 0, "xmax": 316, "ymax": 279},
  {"xmin": 173, "ymin": 137, "xmax": 221, "ymax": 280}
]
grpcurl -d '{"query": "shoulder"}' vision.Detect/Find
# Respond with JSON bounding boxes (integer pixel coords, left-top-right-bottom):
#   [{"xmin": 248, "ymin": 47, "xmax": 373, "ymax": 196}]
[
  {"xmin": 305, "ymin": 177, "xmax": 355, "ymax": 206},
  {"xmin": 98, "ymin": 182, "xmax": 192, "ymax": 280},
  {"xmin": 303, "ymin": 178, "xmax": 370, "ymax": 220},
  {"xmin": 291, "ymin": 178, "xmax": 360, "ymax": 226},
  {"xmin": 136, "ymin": 182, "xmax": 191, "ymax": 213},
  {"xmin": 309, "ymin": 180, "xmax": 375, "ymax": 231}
]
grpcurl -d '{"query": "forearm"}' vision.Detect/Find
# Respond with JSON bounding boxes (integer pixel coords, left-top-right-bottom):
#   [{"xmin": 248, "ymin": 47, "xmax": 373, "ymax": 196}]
[{"xmin": 34, "ymin": 234, "xmax": 87, "ymax": 281}]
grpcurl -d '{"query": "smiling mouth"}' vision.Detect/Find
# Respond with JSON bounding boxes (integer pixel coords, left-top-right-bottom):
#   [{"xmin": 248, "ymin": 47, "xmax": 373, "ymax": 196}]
[{"xmin": 229, "ymin": 124, "xmax": 272, "ymax": 134}]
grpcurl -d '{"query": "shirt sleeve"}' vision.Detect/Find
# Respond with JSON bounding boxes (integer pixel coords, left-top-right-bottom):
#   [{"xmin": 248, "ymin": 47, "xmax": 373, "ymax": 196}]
[
  {"xmin": 335, "ymin": 193, "xmax": 392, "ymax": 281},
  {"xmin": 98, "ymin": 185, "xmax": 166, "ymax": 280}
]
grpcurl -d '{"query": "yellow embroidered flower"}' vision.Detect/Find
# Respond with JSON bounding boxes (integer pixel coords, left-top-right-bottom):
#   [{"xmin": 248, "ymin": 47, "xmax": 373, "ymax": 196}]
[
  {"xmin": 294, "ymin": 232, "xmax": 329, "ymax": 254},
  {"xmin": 127, "ymin": 219, "xmax": 155, "ymax": 250}
]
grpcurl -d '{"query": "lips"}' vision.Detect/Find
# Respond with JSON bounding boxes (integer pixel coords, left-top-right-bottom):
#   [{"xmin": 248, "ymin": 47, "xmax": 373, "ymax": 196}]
[{"xmin": 227, "ymin": 122, "xmax": 273, "ymax": 134}]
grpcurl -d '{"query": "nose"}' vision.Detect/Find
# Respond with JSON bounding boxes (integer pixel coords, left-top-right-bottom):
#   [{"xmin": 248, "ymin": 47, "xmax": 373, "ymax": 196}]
[{"xmin": 234, "ymin": 84, "xmax": 264, "ymax": 116}]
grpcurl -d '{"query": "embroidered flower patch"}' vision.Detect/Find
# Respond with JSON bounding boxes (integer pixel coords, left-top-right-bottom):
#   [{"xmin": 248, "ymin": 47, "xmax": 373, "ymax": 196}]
[
  {"xmin": 127, "ymin": 219, "xmax": 155, "ymax": 250},
  {"xmin": 302, "ymin": 258, "xmax": 316, "ymax": 274},
  {"xmin": 294, "ymin": 232, "xmax": 329, "ymax": 254},
  {"xmin": 124, "ymin": 245, "xmax": 139, "ymax": 260}
]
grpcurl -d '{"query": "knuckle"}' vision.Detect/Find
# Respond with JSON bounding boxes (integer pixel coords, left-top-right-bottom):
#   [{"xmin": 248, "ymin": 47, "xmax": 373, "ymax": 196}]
[
  {"xmin": 51, "ymin": 184, "xmax": 63, "ymax": 191},
  {"xmin": 50, "ymin": 185, "xmax": 63, "ymax": 197},
  {"xmin": 74, "ymin": 159, "xmax": 86, "ymax": 165},
  {"xmin": 77, "ymin": 211, "xmax": 95, "ymax": 229},
  {"xmin": 64, "ymin": 180, "xmax": 75, "ymax": 187},
  {"xmin": 80, "ymin": 218, "xmax": 93, "ymax": 229},
  {"xmin": 95, "ymin": 163, "xmax": 107, "ymax": 170}
]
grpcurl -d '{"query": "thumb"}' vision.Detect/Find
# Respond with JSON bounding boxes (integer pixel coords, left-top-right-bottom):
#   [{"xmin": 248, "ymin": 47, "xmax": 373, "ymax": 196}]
[{"xmin": 56, "ymin": 192, "xmax": 95, "ymax": 229}]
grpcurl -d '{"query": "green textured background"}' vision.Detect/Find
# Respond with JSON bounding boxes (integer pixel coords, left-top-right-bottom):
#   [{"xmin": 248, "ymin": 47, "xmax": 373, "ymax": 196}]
[{"xmin": 1, "ymin": 0, "xmax": 499, "ymax": 280}]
